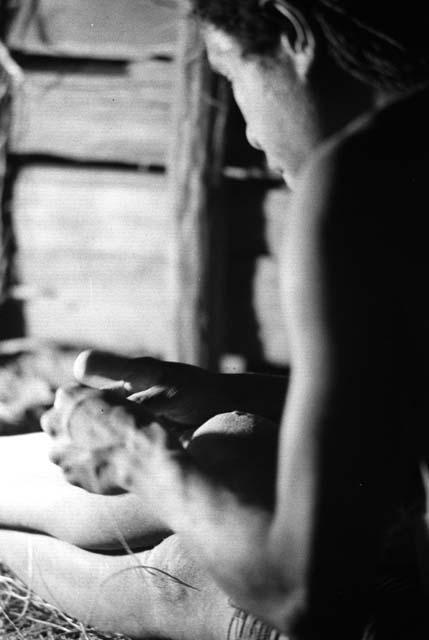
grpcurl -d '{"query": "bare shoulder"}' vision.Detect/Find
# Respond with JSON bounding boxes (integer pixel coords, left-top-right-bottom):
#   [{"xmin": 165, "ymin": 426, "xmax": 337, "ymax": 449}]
[
  {"xmin": 283, "ymin": 112, "xmax": 381, "ymax": 275},
  {"xmin": 286, "ymin": 89, "xmax": 429, "ymax": 256},
  {"xmin": 296, "ymin": 86, "xmax": 429, "ymax": 225},
  {"xmin": 296, "ymin": 113, "xmax": 383, "ymax": 218},
  {"xmin": 280, "ymin": 105, "xmax": 408, "ymax": 366}
]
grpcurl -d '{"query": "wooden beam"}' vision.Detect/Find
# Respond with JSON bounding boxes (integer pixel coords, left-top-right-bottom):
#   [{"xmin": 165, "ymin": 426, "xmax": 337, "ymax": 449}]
[
  {"xmin": 10, "ymin": 61, "xmax": 174, "ymax": 167},
  {"xmin": 0, "ymin": 43, "xmax": 25, "ymax": 339},
  {"xmin": 12, "ymin": 165, "xmax": 173, "ymax": 356},
  {"xmin": 7, "ymin": 0, "xmax": 177, "ymax": 61},
  {"xmin": 0, "ymin": 58, "xmax": 9, "ymax": 299},
  {"xmin": 168, "ymin": 13, "xmax": 229, "ymax": 369}
]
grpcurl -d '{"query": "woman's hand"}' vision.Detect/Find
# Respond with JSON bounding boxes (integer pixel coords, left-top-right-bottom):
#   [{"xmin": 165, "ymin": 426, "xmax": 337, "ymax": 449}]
[
  {"xmin": 73, "ymin": 350, "xmax": 236, "ymax": 428},
  {"xmin": 73, "ymin": 350, "xmax": 288, "ymax": 427},
  {"xmin": 40, "ymin": 384, "xmax": 176, "ymax": 496}
]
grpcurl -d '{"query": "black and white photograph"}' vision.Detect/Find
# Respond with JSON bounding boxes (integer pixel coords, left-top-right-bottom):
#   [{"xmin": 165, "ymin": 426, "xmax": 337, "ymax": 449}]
[{"xmin": 1, "ymin": 1, "xmax": 429, "ymax": 638}]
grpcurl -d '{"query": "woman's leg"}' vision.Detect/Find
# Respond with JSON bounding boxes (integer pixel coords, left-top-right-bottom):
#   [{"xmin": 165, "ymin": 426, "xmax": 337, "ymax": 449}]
[
  {"xmin": 0, "ymin": 420, "xmax": 287, "ymax": 639},
  {"xmin": 0, "ymin": 530, "xmax": 237, "ymax": 640},
  {"xmin": 0, "ymin": 432, "xmax": 169, "ymax": 550}
]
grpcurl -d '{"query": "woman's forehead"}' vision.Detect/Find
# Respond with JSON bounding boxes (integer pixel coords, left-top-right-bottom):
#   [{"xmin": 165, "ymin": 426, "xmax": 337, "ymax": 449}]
[{"xmin": 203, "ymin": 26, "xmax": 238, "ymax": 57}]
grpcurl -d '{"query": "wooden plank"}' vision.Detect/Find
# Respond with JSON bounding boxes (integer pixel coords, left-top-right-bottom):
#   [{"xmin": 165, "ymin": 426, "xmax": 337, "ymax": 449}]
[
  {"xmin": 13, "ymin": 166, "xmax": 172, "ymax": 255},
  {"xmin": 169, "ymin": 14, "xmax": 229, "ymax": 368},
  {"xmin": 264, "ymin": 184, "xmax": 292, "ymax": 258},
  {"xmin": 0, "ymin": 63, "xmax": 9, "ymax": 297},
  {"xmin": 7, "ymin": 0, "xmax": 178, "ymax": 60},
  {"xmin": 0, "ymin": 44, "xmax": 26, "ymax": 340},
  {"xmin": 12, "ymin": 165, "xmax": 174, "ymax": 355},
  {"xmin": 11, "ymin": 61, "xmax": 174, "ymax": 166},
  {"xmin": 226, "ymin": 182, "xmax": 292, "ymax": 368},
  {"xmin": 253, "ymin": 256, "xmax": 290, "ymax": 366}
]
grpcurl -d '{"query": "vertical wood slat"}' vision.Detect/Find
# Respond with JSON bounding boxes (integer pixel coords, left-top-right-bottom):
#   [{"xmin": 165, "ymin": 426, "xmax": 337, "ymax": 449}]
[
  {"xmin": 168, "ymin": 14, "xmax": 229, "ymax": 369},
  {"xmin": 0, "ymin": 43, "xmax": 24, "ymax": 339},
  {"xmin": 0, "ymin": 60, "xmax": 8, "ymax": 300}
]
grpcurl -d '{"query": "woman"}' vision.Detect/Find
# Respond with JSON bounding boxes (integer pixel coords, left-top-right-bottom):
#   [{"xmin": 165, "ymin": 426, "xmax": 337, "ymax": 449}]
[{"xmin": 2, "ymin": 1, "xmax": 429, "ymax": 638}]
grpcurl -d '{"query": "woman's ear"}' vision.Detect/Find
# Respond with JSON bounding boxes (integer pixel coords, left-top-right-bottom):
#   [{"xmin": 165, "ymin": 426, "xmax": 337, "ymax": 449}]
[{"xmin": 261, "ymin": 0, "xmax": 316, "ymax": 78}]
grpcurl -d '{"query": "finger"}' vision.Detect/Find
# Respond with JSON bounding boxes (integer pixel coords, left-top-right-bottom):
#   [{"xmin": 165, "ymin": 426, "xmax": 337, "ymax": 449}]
[
  {"xmin": 127, "ymin": 385, "xmax": 170, "ymax": 407},
  {"xmin": 53, "ymin": 384, "xmax": 87, "ymax": 410},
  {"xmin": 40, "ymin": 407, "xmax": 59, "ymax": 437},
  {"xmin": 73, "ymin": 350, "xmax": 164, "ymax": 393}
]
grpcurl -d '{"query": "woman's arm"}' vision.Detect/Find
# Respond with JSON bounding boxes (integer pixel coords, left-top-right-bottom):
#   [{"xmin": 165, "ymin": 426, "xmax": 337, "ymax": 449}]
[
  {"xmin": 45, "ymin": 138, "xmax": 401, "ymax": 638},
  {"xmin": 268, "ymin": 140, "xmax": 404, "ymax": 638},
  {"xmin": 74, "ymin": 350, "xmax": 288, "ymax": 425},
  {"xmin": 126, "ymin": 139, "xmax": 401, "ymax": 637}
]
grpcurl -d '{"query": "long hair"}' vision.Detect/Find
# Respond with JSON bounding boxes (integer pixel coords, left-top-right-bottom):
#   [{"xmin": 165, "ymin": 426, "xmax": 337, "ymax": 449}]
[
  {"xmin": 191, "ymin": 0, "xmax": 429, "ymax": 91},
  {"xmin": 313, "ymin": 0, "xmax": 429, "ymax": 91}
]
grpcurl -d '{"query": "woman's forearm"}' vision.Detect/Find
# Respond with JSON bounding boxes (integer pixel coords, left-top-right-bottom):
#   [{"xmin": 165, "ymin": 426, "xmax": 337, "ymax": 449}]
[
  {"xmin": 137, "ymin": 449, "xmax": 290, "ymax": 623},
  {"xmin": 124, "ymin": 417, "xmax": 294, "ymax": 632}
]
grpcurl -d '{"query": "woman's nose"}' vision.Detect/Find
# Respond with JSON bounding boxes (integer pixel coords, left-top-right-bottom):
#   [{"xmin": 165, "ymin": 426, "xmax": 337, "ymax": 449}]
[{"xmin": 246, "ymin": 130, "xmax": 262, "ymax": 150}]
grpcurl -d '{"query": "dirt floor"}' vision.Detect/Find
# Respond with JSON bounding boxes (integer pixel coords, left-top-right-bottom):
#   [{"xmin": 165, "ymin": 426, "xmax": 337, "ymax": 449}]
[{"xmin": 0, "ymin": 339, "xmax": 133, "ymax": 640}]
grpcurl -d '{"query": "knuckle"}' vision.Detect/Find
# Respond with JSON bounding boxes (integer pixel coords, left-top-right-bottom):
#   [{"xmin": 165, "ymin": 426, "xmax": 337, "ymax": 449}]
[
  {"xmin": 49, "ymin": 447, "xmax": 63, "ymax": 466},
  {"xmin": 53, "ymin": 387, "xmax": 68, "ymax": 409},
  {"xmin": 54, "ymin": 383, "xmax": 85, "ymax": 409},
  {"xmin": 40, "ymin": 408, "xmax": 58, "ymax": 436}
]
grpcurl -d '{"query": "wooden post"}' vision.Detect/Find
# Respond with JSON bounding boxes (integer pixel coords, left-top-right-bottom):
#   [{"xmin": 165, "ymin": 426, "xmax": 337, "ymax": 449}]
[
  {"xmin": 169, "ymin": 11, "xmax": 229, "ymax": 369},
  {"xmin": 0, "ymin": 44, "xmax": 12, "ymax": 310},
  {"xmin": 0, "ymin": 41, "xmax": 24, "ymax": 339}
]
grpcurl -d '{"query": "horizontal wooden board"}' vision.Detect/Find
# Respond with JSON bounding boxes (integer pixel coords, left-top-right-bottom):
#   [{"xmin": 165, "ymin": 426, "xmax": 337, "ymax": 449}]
[
  {"xmin": 7, "ymin": 0, "xmax": 178, "ymax": 60},
  {"xmin": 11, "ymin": 62, "xmax": 174, "ymax": 166},
  {"xmin": 21, "ymin": 287, "xmax": 174, "ymax": 357},
  {"xmin": 12, "ymin": 165, "xmax": 175, "ymax": 356}
]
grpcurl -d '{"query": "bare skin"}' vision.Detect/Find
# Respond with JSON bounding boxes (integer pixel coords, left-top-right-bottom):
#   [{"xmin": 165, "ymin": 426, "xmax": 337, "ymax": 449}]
[
  {"xmin": 40, "ymin": 93, "xmax": 429, "ymax": 640},
  {"xmin": 1, "ymin": 386, "xmax": 285, "ymax": 639},
  {"xmin": 0, "ymin": 432, "xmax": 169, "ymax": 549},
  {"xmin": 3, "ymin": 3, "xmax": 429, "ymax": 639},
  {"xmin": 0, "ymin": 529, "xmax": 236, "ymax": 640}
]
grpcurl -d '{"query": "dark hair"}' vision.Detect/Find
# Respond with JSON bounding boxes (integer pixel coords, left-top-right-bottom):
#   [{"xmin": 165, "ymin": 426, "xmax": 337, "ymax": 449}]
[{"xmin": 190, "ymin": 0, "xmax": 429, "ymax": 91}]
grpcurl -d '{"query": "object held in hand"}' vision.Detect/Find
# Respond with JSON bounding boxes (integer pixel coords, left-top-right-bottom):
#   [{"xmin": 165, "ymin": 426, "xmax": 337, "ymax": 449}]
[{"xmin": 41, "ymin": 384, "xmax": 173, "ymax": 495}]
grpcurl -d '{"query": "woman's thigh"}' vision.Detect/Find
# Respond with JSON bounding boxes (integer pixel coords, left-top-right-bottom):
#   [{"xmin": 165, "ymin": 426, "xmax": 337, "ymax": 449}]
[{"xmin": 0, "ymin": 432, "xmax": 169, "ymax": 549}]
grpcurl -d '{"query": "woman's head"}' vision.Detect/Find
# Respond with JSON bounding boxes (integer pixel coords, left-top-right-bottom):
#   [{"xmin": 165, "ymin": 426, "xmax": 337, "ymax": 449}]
[
  {"xmin": 192, "ymin": 1, "xmax": 429, "ymax": 186},
  {"xmin": 192, "ymin": 0, "xmax": 429, "ymax": 92}
]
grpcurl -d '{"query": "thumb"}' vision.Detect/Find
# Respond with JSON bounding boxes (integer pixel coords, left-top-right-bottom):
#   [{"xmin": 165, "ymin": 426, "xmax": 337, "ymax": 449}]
[{"xmin": 73, "ymin": 350, "xmax": 164, "ymax": 394}]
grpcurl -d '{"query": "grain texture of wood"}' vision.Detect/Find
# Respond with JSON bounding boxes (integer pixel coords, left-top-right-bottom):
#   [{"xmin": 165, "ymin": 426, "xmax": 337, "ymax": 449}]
[
  {"xmin": 169, "ymin": 14, "xmax": 229, "ymax": 369},
  {"xmin": 0, "ymin": 64, "xmax": 9, "ymax": 297},
  {"xmin": 0, "ymin": 47, "xmax": 24, "ymax": 340},
  {"xmin": 11, "ymin": 61, "xmax": 174, "ymax": 166},
  {"xmin": 12, "ymin": 165, "xmax": 175, "ymax": 355},
  {"xmin": 7, "ymin": 0, "xmax": 178, "ymax": 60}
]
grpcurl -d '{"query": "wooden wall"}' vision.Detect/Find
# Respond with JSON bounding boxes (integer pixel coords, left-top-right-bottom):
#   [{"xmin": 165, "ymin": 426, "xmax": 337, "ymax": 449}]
[
  {"xmin": 7, "ymin": 0, "xmax": 177, "ymax": 60},
  {"xmin": 1, "ymin": 3, "xmax": 291, "ymax": 370},
  {"xmin": 11, "ymin": 59, "xmax": 173, "ymax": 166},
  {"xmin": 0, "ymin": 61, "xmax": 8, "ymax": 297},
  {"xmin": 2, "ymin": 0, "xmax": 177, "ymax": 357},
  {"xmin": 12, "ymin": 165, "xmax": 175, "ymax": 355},
  {"xmin": 0, "ymin": 42, "xmax": 25, "ymax": 340},
  {"xmin": 223, "ymin": 104, "xmax": 291, "ymax": 370}
]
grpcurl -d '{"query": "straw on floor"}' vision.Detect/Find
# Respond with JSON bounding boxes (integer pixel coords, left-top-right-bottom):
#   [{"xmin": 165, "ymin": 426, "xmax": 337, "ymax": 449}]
[{"xmin": 0, "ymin": 561, "xmax": 132, "ymax": 640}]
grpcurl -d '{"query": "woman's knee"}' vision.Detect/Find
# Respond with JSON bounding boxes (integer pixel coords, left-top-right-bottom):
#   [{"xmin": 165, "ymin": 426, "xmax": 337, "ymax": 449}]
[
  {"xmin": 187, "ymin": 412, "xmax": 279, "ymax": 509},
  {"xmin": 191, "ymin": 411, "xmax": 278, "ymax": 439}
]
